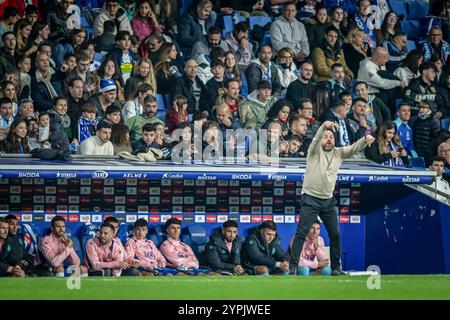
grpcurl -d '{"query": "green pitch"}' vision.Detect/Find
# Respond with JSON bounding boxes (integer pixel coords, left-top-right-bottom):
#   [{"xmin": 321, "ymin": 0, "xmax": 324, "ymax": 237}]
[{"xmin": 1, "ymin": 275, "xmax": 450, "ymax": 300}]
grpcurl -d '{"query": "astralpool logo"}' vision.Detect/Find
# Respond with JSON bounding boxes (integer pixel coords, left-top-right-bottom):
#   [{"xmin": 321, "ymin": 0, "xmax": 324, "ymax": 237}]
[{"xmin": 92, "ymin": 171, "xmax": 108, "ymax": 179}]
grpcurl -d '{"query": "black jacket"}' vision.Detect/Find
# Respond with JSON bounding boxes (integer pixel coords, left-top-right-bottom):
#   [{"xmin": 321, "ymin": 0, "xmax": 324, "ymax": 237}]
[
  {"xmin": 170, "ymin": 73, "xmax": 206, "ymax": 114},
  {"xmin": 285, "ymin": 79, "xmax": 316, "ymax": 110},
  {"xmin": 241, "ymin": 226, "xmax": 288, "ymax": 274},
  {"xmin": 364, "ymin": 141, "xmax": 409, "ymax": 167},
  {"xmin": 199, "ymin": 78, "xmax": 225, "ymax": 113},
  {"xmin": 322, "ymin": 110, "xmax": 365, "ymax": 147},
  {"xmin": 0, "ymin": 236, "xmax": 22, "ymax": 276},
  {"xmin": 205, "ymin": 228, "xmax": 242, "ymax": 273},
  {"xmin": 405, "ymin": 78, "xmax": 442, "ymax": 111},
  {"xmin": 93, "ymin": 32, "xmax": 116, "ymax": 53},
  {"xmin": 409, "ymin": 113, "xmax": 440, "ymax": 158},
  {"xmin": 245, "ymin": 61, "xmax": 282, "ymax": 96}
]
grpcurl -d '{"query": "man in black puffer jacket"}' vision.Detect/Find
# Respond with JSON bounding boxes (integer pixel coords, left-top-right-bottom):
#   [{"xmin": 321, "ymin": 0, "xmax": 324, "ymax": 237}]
[
  {"xmin": 409, "ymin": 100, "xmax": 441, "ymax": 165},
  {"xmin": 241, "ymin": 220, "xmax": 289, "ymax": 275},
  {"xmin": 205, "ymin": 220, "xmax": 245, "ymax": 275}
]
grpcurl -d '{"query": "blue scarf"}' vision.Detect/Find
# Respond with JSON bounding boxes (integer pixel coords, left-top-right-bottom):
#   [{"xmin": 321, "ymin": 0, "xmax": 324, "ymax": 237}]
[
  {"xmin": 384, "ymin": 141, "xmax": 404, "ymax": 167},
  {"xmin": 354, "ymin": 13, "xmax": 376, "ymax": 48}
]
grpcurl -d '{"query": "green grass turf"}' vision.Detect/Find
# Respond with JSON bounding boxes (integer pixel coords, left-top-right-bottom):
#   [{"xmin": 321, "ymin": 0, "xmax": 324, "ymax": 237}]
[{"xmin": 1, "ymin": 275, "xmax": 450, "ymax": 300}]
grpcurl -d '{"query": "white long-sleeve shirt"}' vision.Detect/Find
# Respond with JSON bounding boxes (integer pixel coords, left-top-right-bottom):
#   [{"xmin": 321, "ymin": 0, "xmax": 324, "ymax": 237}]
[
  {"xmin": 357, "ymin": 58, "xmax": 402, "ymax": 94},
  {"xmin": 79, "ymin": 135, "xmax": 114, "ymax": 156}
]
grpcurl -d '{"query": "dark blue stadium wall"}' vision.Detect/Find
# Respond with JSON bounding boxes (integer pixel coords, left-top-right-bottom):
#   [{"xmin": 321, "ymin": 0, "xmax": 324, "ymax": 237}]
[{"xmin": 363, "ymin": 185, "xmax": 449, "ymax": 274}]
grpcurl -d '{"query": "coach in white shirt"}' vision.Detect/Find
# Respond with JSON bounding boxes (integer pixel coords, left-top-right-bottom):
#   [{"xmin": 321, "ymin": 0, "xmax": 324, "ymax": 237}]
[
  {"xmin": 419, "ymin": 156, "xmax": 450, "ymax": 205},
  {"xmin": 79, "ymin": 121, "xmax": 114, "ymax": 156}
]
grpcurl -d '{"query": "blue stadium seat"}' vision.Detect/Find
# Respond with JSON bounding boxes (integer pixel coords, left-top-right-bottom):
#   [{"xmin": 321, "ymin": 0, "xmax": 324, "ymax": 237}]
[
  {"xmin": 117, "ymin": 223, "xmax": 132, "ymax": 245},
  {"xmin": 156, "ymin": 94, "xmax": 167, "ymax": 120},
  {"xmin": 407, "ymin": 0, "xmax": 429, "ymax": 20},
  {"xmin": 441, "ymin": 118, "xmax": 450, "ymax": 131},
  {"xmin": 223, "ymin": 15, "xmax": 247, "ymax": 37},
  {"xmin": 249, "ymin": 16, "xmax": 272, "ymax": 30},
  {"xmin": 150, "ymin": 224, "xmax": 167, "ymax": 247},
  {"xmin": 401, "ymin": 20, "xmax": 421, "ymax": 40},
  {"xmin": 406, "ymin": 40, "xmax": 417, "ymax": 52},
  {"xmin": 181, "ymin": 224, "xmax": 208, "ymax": 266},
  {"xmin": 180, "ymin": 0, "xmax": 193, "ymax": 16},
  {"xmin": 79, "ymin": 223, "xmax": 100, "ymax": 260},
  {"xmin": 409, "ymin": 157, "xmax": 425, "ymax": 169},
  {"xmin": 148, "ymin": 234, "xmax": 159, "ymax": 245},
  {"xmin": 389, "ymin": 0, "xmax": 408, "ymax": 18},
  {"xmin": 80, "ymin": 15, "xmax": 93, "ymax": 39}
]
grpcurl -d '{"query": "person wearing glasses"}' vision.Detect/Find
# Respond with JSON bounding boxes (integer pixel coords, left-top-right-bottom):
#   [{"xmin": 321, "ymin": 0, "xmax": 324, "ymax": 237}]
[
  {"xmin": 93, "ymin": 0, "xmax": 133, "ymax": 38},
  {"xmin": 275, "ymin": 47, "xmax": 299, "ymax": 96},
  {"xmin": 422, "ymin": 26, "xmax": 450, "ymax": 66}
]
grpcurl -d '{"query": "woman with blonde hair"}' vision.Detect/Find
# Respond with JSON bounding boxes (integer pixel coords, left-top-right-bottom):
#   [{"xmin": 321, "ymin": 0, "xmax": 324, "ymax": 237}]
[
  {"xmin": 124, "ymin": 57, "xmax": 157, "ymax": 100},
  {"xmin": 13, "ymin": 19, "xmax": 32, "ymax": 54},
  {"xmin": 342, "ymin": 28, "xmax": 372, "ymax": 76},
  {"xmin": 365, "ymin": 121, "xmax": 409, "ymax": 167}
]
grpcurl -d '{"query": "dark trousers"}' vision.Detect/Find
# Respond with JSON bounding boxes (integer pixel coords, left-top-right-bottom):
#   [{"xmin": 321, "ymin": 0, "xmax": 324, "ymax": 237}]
[{"xmin": 290, "ymin": 193, "xmax": 342, "ymax": 271}]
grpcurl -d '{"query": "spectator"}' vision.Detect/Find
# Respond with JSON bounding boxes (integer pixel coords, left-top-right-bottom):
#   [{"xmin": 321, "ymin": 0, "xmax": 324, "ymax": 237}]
[
  {"xmin": 0, "ymin": 32, "xmax": 19, "ymax": 79},
  {"xmin": 0, "ymin": 118, "xmax": 29, "ymax": 154},
  {"xmin": 96, "ymin": 59, "xmax": 126, "ymax": 104},
  {"xmin": 82, "ymin": 41, "xmax": 103, "ymax": 73},
  {"xmin": 46, "ymin": 0, "xmax": 72, "ymax": 41},
  {"xmin": 312, "ymin": 26, "xmax": 353, "ymax": 83},
  {"xmin": 122, "ymin": 82, "xmax": 154, "ymax": 122},
  {"xmin": 288, "ymin": 114, "xmax": 312, "ymax": 157},
  {"xmin": 383, "ymin": 32, "xmax": 407, "ymax": 73},
  {"xmin": 24, "ymin": 22, "xmax": 50, "ymax": 58},
  {"xmin": 437, "ymin": 70, "xmax": 450, "ymax": 118},
  {"xmin": 202, "ymin": 120, "xmax": 222, "ymax": 159},
  {"xmin": 131, "ymin": 0, "xmax": 165, "ymax": 42},
  {"xmin": 418, "ymin": 156, "xmax": 450, "ymax": 204},
  {"xmin": 0, "ymin": 6, "xmax": 19, "ymax": 47},
  {"xmin": 13, "ymin": 19, "xmax": 32, "ymax": 55},
  {"xmin": 275, "ymin": 47, "xmax": 299, "ymax": 95},
  {"xmin": 295, "ymin": 220, "xmax": 331, "ymax": 276},
  {"xmin": 199, "ymin": 59, "xmax": 226, "ymax": 113},
  {"xmin": 357, "ymin": 47, "xmax": 404, "ymax": 111},
  {"xmin": 52, "ymin": 28, "xmax": 87, "ymax": 69},
  {"xmin": 132, "ymin": 122, "xmax": 157, "ymax": 155},
  {"xmin": 348, "ymin": 97, "xmax": 372, "ymax": 135},
  {"xmin": 422, "ymin": 26, "xmax": 450, "ymax": 65},
  {"xmin": 105, "ymin": 104, "xmax": 122, "ymax": 125},
  {"xmin": 430, "ymin": 55, "xmax": 445, "ymax": 85},
  {"xmin": 342, "ymin": 28, "xmax": 372, "ymax": 77},
  {"xmin": 246, "ymin": 45, "xmax": 282, "ymax": 96},
  {"xmin": 125, "ymin": 95, "xmax": 164, "ymax": 145},
  {"xmin": 48, "ymin": 96, "xmax": 72, "ymax": 141},
  {"xmin": 17, "ymin": 55, "xmax": 32, "ymax": 100},
  {"xmin": 191, "ymin": 25, "xmax": 229, "ymax": 61},
  {"xmin": 304, "ymin": 7, "xmax": 329, "ymax": 52},
  {"xmin": 297, "ymin": 98, "xmax": 319, "ymax": 139},
  {"xmin": 241, "ymin": 220, "xmax": 289, "ymax": 275},
  {"xmin": 394, "ymin": 49, "xmax": 423, "ymax": 87},
  {"xmin": 159, "ymin": 218, "xmax": 215, "ymax": 275},
  {"xmin": 339, "ymin": 90, "xmax": 352, "ymax": 111},
  {"xmin": 264, "ymin": 99, "xmax": 293, "ymax": 138},
  {"xmin": 30, "ymin": 52, "xmax": 64, "ymax": 112},
  {"xmin": 409, "ymin": 100, "xmax": 440, "ymax": 163},
  {"xmin": 376, "ymin": 11, "xmax": 402, "ymax": 46},
  {"xmin": 129, "ymin": 35, "xmax": 140, "ymax": 54},
  {"xmin": 66, "ymin": 78, "xmax": 87, "ymax": 136},
  {"xmin": 139, "ymin": 31, "xmax": 164, "ymax": 62},
  {"xmin": 0, "ymin": 97, "xmax": 13, "ymax": 136},
  {"xmin": 347, "ymin": 0, "xmax": 377, "ymax": 48},
  {"xmin": 323, "ymin": 63, "xmax": 351, "ymax": 101},
  {"xmin": 438, "ymin": 142, "xmax": 450, "ymax": 168},
  {"xmin": 121, "ymin": 0, "xmax": 137, "ymax": 21},
  {"xmin": 89, "ymin": 79, "xmax": 122, "ymax": 123},
  {"xmin": 0, "ymin": 217, "xmax": 25, "ymax": 277},
  {"xmin": 124, "ymin": 57, "xmax": 157, "ymax": 100},
  {"xmin": 1, "ymin": 80, "xmax": 17, "ymax": 115},
  {"xmin": 93, "ymin": 0, "xmax": 133, "ymax": 38},
  {"xmin": 111, "ymin": 123, "xmax": 132, "ymax": 154},
  {"xmin": 170, "ymin": 59, "xmax": 206, "ymax": 114},
  {"xmin": 215, "ymin": 102, "xmax": 244, "ymax": 156},
  {"xmin": 166, "ymin": 95, "xmax": 189, "ymax": 135},
  {"xmin": 155, "ymin": 42, "xmax": 184, "ymax": 96},
  {"xmin": 223, "ymin": 51, "xmax": 248, "ymax": 97},
  {"xmin": 196, "ymin": 46, "xmax": 226, "ymax": 85},
  {"xmin": 34, "ymin": 216, "xmax": 88, "ymax": 278},
  {"xmin": 25, "ymin": 116, "xmax": 39, "ymax": 151},
  {"xmin": 286, "ymin": 61, "xmax": 315, "ymax": 110},
  {"xmin": 153, "ymin": 0, "xmax": 179, "ymax": 36},
  {"xmin": 322, "ymin": 99, "xmax": 365, "ymax": 147},
  {"xmin": 354, "ymin": 81, "xmax": 390, "ymax": 131},
  {"xmin": 79, "ymin": 120, "xmax": 114, "ymax": 156},
  {"xmin": 239, "ymin": 80, "xmax": 277, "ymax": 131},
  {"xmin": 405, "ymin": 62, "xmax": 443, "ymax": 115},
  {"xmin": 177, "ymin": 0, "xmax": 216, "ymax": 58},
  {"xmin": 214, "ymin": 77, "xmax": 245, "ymax": 119},
  {"xmin": 328, "ymin": 5, "xmax": 346, "ymax": 47},
  {"xmin": 94, "ymin": 20, "xmax": 117, "ymax": 53},
  {"xmin": 365, "ymin": 121, "xmax": 409, "ymax": 167},
  {"xmin": 106, "ymin": 31, "xmax": 140, "ymax": 86},
  {"xmin": 205, "ymin": 220, "xmax": 245, "ymax": 275},
  {"xmin": 24, "ymin": 4, "xmax": 38, "ymax": 26},
  {"xmin": 63, "ymin": 50, "xmax": 96, "ymax": 101},
  {"xmin": 16, "ymin": 99, "xmax": 37, "ymax": 120},
  {"xmin": 224, "ymin": 22, "xmax": 254, "ymax": 71},
  {"xmin": 36, "ymin": 42, "xmax": 57, "ymax": 71},
  {"xmin": 270, "ymin": 2, "xmax": 310, "ymax": 64},
  {"xmin": 393, "ymin": 101, "xmax": 418, "ymax": 158},
  {"xmin": 84, "ymin": 223, "xmax": 138, "ymax": 277}
]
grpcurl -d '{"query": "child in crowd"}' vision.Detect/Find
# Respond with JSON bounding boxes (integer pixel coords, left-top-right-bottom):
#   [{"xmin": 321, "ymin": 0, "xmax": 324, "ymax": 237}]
[
  {"xmin": 17, "ymin": 55, "xmax": 32, "ymax": 100},
  {"xmin": 133, "ymin": 122, "xmax": 156, "ymax": 154},
  {"xmin": 75, "ymin": 103, "xmax": 98, "ymax": 145},
  {"xmin": 63, "ymin": 53, "xmax": 78, "ymax": 72},
  {"xmin": 105, "ymin": 105, "xmax": 122, "ymax": 125},
  {"xmin": 285, "ymin": 135, "xmax": 302, "ymax": 158},
  {"xmin": 166, "ymin": 95, "xmax": 188, "ymax": 135},
  {"xmin": 48, "ymin": 97, "xmax": 72, "ymax": 141},
  {"xmin": 38, "ymin": 112, "xmax": 51, "ymax": 149}
]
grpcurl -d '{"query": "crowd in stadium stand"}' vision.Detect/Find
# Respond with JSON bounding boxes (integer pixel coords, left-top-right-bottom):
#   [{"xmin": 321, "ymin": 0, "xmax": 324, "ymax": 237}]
[{"xmin": 0, "ymin": 0, "xmax": 448, "ymax": 170}]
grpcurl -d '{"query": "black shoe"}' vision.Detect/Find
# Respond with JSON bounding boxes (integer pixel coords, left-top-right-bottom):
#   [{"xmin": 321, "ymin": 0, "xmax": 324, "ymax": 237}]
[
  {"xmin": 331, "ymin": 269, "xmax": 348, "ymax": 276},
  {"xmin": 289, "ymin": 265, "xmax": 298, "ymax": 275}
]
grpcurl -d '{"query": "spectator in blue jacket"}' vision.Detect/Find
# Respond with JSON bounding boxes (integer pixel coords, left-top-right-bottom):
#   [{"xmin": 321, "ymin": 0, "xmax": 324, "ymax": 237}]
[
  {"xmin": 393, "ymin": 101, "xmax": 418, "ymax": 158},
  {"xmin": 422, "ymin": 26, "xmax": 450, "ymax": 66}
]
